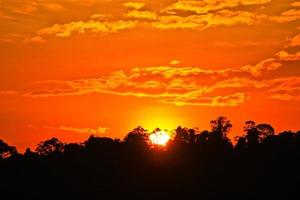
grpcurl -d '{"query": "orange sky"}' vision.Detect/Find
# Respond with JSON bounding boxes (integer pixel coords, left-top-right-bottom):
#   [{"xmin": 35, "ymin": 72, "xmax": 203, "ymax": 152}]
[{"xmin": 1, "ymin": 0, "xmax": 300, "ymax": 151}]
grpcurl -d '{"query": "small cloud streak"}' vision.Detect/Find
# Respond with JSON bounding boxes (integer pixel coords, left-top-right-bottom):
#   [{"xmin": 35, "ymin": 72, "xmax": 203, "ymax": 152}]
[
  {"xmin": 24, "ymin": 36, "xmax": 45, "ymax": 43},
  {"xmin": 275, "ymin": 50, "xmax": 300, "ymax": 61},
  {"xmin": 38, "ymin": 20, "xmax": 137, "ymax": 37},
  {"xmin": 123, "ymin": 2, "xmax": 145, "ymax": 10},
  {"xmin": 43, "ymin": 125, "xmax": 108, "ymax": 135},
  {"xmin": 289, "ymin": 32, "xmax": 300, "ymax": 47},
  {"xmin": 160, "ymin": 92, "xmax": 247, "ymax": 107},
  {"xmin": 170, "ymin": 60, "xmax": 181, "ymax": 65},
  {"xmin": 125, "ymin": 10, "xmax": 157, "ymax": 20},
  {"xmin": 268, "ymin": 77, "xmax": 300, "ymax": 101},
  {"xmin": 0, "ymin": 90, "xmax": 18, "ymax": 95},
  {"xmin": 291, "ymin": 1, "xmax": 300, "ymax": 7},
  {"xmin": 163, "ymin": 0, "xmax": 271, "ymax": 15}
]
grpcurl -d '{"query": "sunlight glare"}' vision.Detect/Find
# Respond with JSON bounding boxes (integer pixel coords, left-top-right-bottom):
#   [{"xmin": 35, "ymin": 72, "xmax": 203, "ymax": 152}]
[{"xmin": 149, "ymin": 130, "xmax": 170, "ymax": 146}]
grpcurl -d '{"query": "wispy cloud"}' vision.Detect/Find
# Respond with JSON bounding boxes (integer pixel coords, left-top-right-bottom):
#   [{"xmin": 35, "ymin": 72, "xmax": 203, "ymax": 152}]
[
  {"xmin": 23, "ymin": 45, "xmax": 300, "ymax": 106},
  {"xmin": 288, "ymin": 32, "xmax": 300, "ymax": 47},
  {"xmin": 151, "ymin": 10, "xmax": 259, "ymax": 30},
  {"xmin": 123, "ymin": 2, "xmax": 146, "ymax": 10},
  {"xmin": 163, "ymin": 0, "xmax": 271, "ymax": 15},
  {"xmin": 268, "ymin": 77, "xmax": 300, "ymax": 101},
  {"xmin": 291, "ymin": 1, "xmax": 300, "ymax": 7},
  {"xmin": 37, "ymin": 20, "xmax": 137, "ymax": 37},
  {"xmin": 24, "ymin": 36, "xmax": 45, "ymax": 43},
  {"xmin": 275, "ymin": 50, "xmax": 300, "ymax": 61},
  {"xmin": 160, "ymin": 92, "xmax": 247, "ymax": 107},
  {"xmin": 125, "ymin": 10, "xmax": 157, "ymax": 20},
  {"xmin": 43, "ymin": 125, "xmax": 108, "ymax": 134},
  {"xmin": 0, "ymin": 90, "xmax": 18, "ymax": 95},
  {"xmin": 18, "ymin": 0, "xmax": 300, "ymax": 40}
]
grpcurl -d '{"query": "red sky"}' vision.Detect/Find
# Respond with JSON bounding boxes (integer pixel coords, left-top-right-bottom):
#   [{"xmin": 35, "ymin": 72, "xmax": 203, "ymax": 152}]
[{"xmin": 1, "ymin": 0, "xmax": 300, "ymax": 151}]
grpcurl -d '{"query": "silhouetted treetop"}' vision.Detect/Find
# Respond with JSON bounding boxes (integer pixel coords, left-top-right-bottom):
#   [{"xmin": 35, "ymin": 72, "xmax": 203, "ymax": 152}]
[
  {"xmin": 237, "ymin": 121, "xmax": 276, "ymax": 148},
  {"xmin": 124, "ymin": 126, "xmax": 149, "ymax": 146},
  {"xmin": 0, "ymin": 140, "xmax": 17, "ymax": 159},
  {"xmin": 36, "ymin": 137, "xmax": 64, "ymax": 156},
  {"xmin": 210, "ymin": 116, "xmax": 232, "ymax": 139}
]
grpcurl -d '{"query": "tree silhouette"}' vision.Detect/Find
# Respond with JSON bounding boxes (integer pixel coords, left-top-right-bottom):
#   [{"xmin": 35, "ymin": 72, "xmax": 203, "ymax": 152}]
[
  {"xmin": 237, "ymin": 121, "xmax": 275, "ymax": 148},
  {"xmin": 0, "ymin": 116, "xmax": 299, "ymax": 199},
  {"xmin": 210, "ymin": 116, "xmax": 232, "ymax": 139},
  {"xmin": 35, "ymin": 137, "xmax": 64, "ymax": 156},
  {"xmin": 64, "ymin": 143, "xmax": 84, "ymax": 157},
  {"xmin": 174, "ymin": 126, "xmax": 191, "ymax": 144},
  {"xmin": 0, "ymin": 140, "xmax": 17, "ymax": 159},
  {"xmin": 194, "ymin": 130, "xmax": 210, "ymax": 144},
  {"xmin": 244, "ymin": 120, "xmax": 260, "ymax": 146},
  {"xmin": 256, "ymin": 123, "xmax": 275, "ymax": 141},
  {"xmin": 124, "ymin": 126, "xmax": 149, "ymax": 146}
]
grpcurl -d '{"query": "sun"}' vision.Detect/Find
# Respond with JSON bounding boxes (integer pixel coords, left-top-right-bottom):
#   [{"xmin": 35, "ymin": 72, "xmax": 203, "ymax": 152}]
[{"xmin": 149, "ymin": 130, "xmax": 171, "ymax": 146}]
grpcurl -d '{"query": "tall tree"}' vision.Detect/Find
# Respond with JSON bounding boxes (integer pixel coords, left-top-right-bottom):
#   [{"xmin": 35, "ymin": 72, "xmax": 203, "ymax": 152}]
[{"xmin": 210, "ymin": 116, "xmax": 232, "ymax": 139}]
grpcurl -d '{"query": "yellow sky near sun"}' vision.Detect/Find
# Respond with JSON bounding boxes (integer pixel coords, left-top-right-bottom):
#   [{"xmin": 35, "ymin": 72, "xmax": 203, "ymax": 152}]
[{"xmin": 1, "ymin": 0, "xmax": 300, "ymax": 151}]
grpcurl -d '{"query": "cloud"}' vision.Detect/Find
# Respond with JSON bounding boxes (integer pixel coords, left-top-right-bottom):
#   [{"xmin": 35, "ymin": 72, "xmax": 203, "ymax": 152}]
[
  {"xmin": 241, "ymin": 58, "xmax": 282, "ymax": 77},
  {"xmin": 24, "ymin": 65, "xmax": 249, "ymax": 107},
  {"xmin": 268, "ymin": 9, "xmax": 300, "ymax": 23},
  {"xmin": 38, "ymin": 20, "xmax": 137, "ymax": 37},
  {"xmin": 275, "ymin": 50, "xmax": 300, "ymax": 61},
  {"xmin": 211, "ymin": 77, "xmax": 269, "ymax": 90},
  {"xmin": 23, "ymin": 59, "xmax": 300, "ymax": 106},
  {"xmin": 268, "ymin": 77, "xmax": 300, "ymax": 101},
  {"xmin": 22, "ymin": 53, "xmax": 283, "ymax": 106},
  {"xmin": 163, "ymin": 0, "xmax": 271, "ymax": 14},
  {"xmin": 160, "ymin": 92, "xmax": 247, "ymax": 107},
  {"xmin": 23, "ymin": 38, "xmax": 300, "ymax": 106},
  {"xmin": 2, "ymin": 0, "xmax": 64, "ymax": 16},
  {"xmin": 0, "ymin": 90, "xmax": 18, "ymax": 95},
  {"xmin": 210, "ymin": 76, "xmax": 300, "ymax": 102},
  {"xmin": 281, "ymin": 9, "xmax": 300, "ymax": 17},
  {"xmin": 22, "ymin": 0, "xmax": 300, "ymax": 41},
  {"xmin": 24, "ymin": 88, "xmax": 81, "ymax": 97},
  {"xmin": 170, "ymin": 60, "xmax": 181, "ymax": 65},
  {"xmin": 288, "ymin": 32, "xmax": 300, "ymax": 46},
  {"xmin": 24, "ymin": 36, "xmax": 45, "ymax": 43},
  {"xmin": 291, "ymin": 1, "xmax": 300, "ymax": 7},
  {"xmin": 0, "ymin": 38, "xmax": 13, "ymax": 43},
  {"xmin": 90, "ymin": 14, "xmax": 113, "ymax": 20},
  {"xmin": 125, "ymin": 10, "xmax": 157, "ymax": 20},
  {"xmin": 241, "ymin": 50, "xmax": 300, "ymax": 76},
  {"xmin": 12, "ymin": 0, "xmax": 300, "ymax": 106},
  {"xmin": 270, "ymin": 93, "xmax": 300, "ymax": 100},
  {"xmin": 151, "ymin": 10, "xmax": 259, "ymax": 30},
  {"xmin": 206, "ymin": 10, "xmax": 258, "ymax": 27},
  {"xmin": 44, "ymin": 125, "xmax": 108, "ymax": 134},
  {"xmin": 123, "ymin": 2, "xmax": 145, "ymax": 10},
  {"xmin": 4, "ymin": 0, "xmax": 300, "ymax": 43}
]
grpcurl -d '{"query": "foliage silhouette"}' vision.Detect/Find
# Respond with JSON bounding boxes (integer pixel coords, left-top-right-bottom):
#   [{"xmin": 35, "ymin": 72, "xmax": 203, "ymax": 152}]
[
  {"xmin": 0, "ymin": 117, "xmax": 299, "ymax": 199},
  {"xmin": 0, "ymin": 140, "xmax": 17, "ymax": 159},
  {"xmin": 35, "ymin": 137, "xmax": 64, "ymax": 156}
]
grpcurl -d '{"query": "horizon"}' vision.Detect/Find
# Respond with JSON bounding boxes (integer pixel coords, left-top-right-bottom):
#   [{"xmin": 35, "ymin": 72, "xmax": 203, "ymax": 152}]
[
  {"xmin": 2, "ymin": 117, "xmax": 299, "ymax": 153},
  {"xmin": 1, "ymin": 0, "xmax": 300, "ymax": 152}
]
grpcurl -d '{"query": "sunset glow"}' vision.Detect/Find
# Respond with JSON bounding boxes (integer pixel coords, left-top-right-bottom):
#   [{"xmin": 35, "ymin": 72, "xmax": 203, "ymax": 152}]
[
  {"xmin": 1, "ymin": 0, "xmax": 300, "ymax": 151},
  {"xmin": 149, "ymin": 131, "xmax": 171, "ymax": 146},
  {"xmin": 1, "ymin": 1, "xmax": 300, "ymax": 199}
]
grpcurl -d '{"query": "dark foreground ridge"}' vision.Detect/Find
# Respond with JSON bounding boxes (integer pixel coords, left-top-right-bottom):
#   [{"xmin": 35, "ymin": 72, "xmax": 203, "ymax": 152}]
[{"xmin": 1, "ymin": 117, "xmax": 300, "ymax": 199}]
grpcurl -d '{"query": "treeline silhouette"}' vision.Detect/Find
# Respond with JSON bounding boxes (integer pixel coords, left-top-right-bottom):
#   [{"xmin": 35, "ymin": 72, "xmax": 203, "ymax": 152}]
[{"xmin": 1, "ymin": 117, "xmax": 300, "ymax": 199}]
